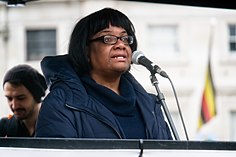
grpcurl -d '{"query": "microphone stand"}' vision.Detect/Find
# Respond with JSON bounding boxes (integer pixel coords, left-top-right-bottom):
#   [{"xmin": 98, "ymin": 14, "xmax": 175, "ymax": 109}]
[{"xmin": 149, "ymin": 73, "xmax": 180, "ymax": 140}]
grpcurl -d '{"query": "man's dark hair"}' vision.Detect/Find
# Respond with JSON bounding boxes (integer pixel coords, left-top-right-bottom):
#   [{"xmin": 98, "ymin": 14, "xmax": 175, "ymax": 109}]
[{"xmin": 3, "ymin": 64, "xmax": 47, "ymax": 103}]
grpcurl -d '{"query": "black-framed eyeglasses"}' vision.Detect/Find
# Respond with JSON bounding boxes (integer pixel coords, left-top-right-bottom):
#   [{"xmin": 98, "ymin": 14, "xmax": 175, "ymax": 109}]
[{"xmin": 89, "ymin": 35, "xmax": 134, "ymax": 45}]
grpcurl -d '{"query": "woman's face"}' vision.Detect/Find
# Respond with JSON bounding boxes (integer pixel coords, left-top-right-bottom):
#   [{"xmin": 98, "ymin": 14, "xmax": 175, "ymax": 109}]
[{"xmin": 88, "ymin": 25, "xmax": 132, "ymax": 77}]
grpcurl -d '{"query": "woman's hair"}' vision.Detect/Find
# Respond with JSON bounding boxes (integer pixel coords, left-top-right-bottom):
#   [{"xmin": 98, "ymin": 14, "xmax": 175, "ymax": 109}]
[{"xmin": 68, "ymin": 8, "xmax": 138, "ymax": 75}]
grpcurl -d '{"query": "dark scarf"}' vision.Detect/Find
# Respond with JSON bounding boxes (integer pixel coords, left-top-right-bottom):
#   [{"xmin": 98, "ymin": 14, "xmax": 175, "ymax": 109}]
[{"xmin": 80, "ymin": 74, "xmax": 146, "ymax": 139}]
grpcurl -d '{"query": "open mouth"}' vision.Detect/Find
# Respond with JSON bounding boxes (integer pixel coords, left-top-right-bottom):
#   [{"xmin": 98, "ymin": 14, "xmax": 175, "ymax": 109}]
[
  {"xmin": 112, "ymin": 53, "xmax": 127, "ymax": 59},
  {"xmin": 112, "ymin": 55, "xmax": 127, "ymax": 62},
  {"xmin": 114, "ymin": 56, "xmax": 126, "ymax": 59}
]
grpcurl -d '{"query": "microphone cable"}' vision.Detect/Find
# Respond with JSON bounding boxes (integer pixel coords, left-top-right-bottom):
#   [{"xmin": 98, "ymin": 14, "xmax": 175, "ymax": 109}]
[{"xmin": 166, "ymin": 75, "xmax": 189, "ymax": 140}]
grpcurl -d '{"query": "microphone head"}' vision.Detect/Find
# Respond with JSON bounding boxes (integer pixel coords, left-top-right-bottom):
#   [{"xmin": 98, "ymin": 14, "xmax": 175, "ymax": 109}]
[{"xmin": 132, "ymin": 50, "xmax": 144, "ymax": 64}]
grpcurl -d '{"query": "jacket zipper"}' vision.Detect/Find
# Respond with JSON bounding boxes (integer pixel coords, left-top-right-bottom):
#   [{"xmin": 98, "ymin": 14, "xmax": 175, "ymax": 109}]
[{"xmin": 65, "ymin": 104, "xmax": 123, "ymax": 139}]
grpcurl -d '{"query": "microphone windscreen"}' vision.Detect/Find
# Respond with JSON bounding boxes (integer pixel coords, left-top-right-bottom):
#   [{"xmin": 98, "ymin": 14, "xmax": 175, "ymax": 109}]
[{"xmin": 132, "ymin": 50, "xmax": 144, "ymax": 64}]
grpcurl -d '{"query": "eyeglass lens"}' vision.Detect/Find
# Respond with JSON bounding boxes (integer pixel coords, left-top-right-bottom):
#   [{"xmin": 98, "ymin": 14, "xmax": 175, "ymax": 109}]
[{"xmin": 104, "ymin": 36, "xmax": 133, "ymax": 45}]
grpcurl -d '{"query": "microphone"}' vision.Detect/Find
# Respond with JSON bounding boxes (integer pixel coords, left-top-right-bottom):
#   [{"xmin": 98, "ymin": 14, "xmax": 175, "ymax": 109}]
[{"xmin": 132, "ymin": 50, "xmax": 168, "ymax": 78}]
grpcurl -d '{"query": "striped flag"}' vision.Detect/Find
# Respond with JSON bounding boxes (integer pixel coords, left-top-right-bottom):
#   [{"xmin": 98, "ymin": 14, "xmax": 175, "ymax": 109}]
[{"xmin": 198, "ymin": 59, "xmax": 216, "ymax": 129}]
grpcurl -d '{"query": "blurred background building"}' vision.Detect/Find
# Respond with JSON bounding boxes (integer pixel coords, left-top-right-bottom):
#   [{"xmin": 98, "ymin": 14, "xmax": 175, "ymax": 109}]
[{"xmin": 0, "ymin": 0, "xmax": 236, "ymax": 141}]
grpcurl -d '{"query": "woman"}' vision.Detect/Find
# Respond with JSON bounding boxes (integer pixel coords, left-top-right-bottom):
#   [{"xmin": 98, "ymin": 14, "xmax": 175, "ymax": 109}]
[{"xmin": 36, "ymin": 8, "xmax": 172, "ymax": 139}]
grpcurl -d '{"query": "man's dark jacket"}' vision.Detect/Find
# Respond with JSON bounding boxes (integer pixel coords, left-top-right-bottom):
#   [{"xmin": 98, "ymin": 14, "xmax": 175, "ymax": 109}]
[{"xmin": 0, "ymin": 115, "xmax": 32, "ymax": 137}]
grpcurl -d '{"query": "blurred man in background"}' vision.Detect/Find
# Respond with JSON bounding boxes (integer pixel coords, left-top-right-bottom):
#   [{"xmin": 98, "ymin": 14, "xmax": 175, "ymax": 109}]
[{"xmin": 0, "ymin": 64, "xmax": 47, "ymax": 137}]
